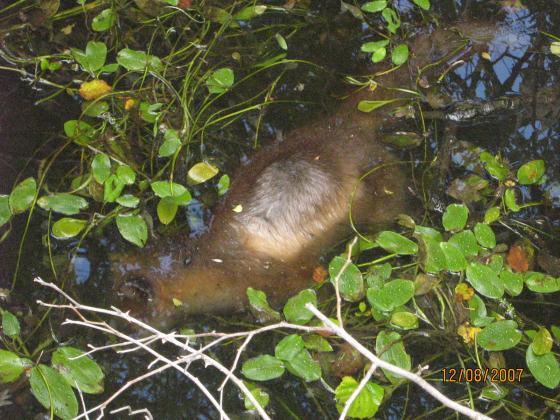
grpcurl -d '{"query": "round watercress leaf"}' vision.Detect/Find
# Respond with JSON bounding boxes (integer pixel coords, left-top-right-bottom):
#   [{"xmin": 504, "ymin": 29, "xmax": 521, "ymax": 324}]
[
  {"xmin": 37, "ymin": 194, "xmax": 89, "ymax": 216},
  {"xmin": 440, "ymin": 242, "xmax": 467, "ymax": 272},
  {"xmin": 243, "ymin": 382, "xmax": 270, "ymax": 411},
  {"xmin": 0, "ymin": 195, "xmax": 11, "ymax": 227},
  {"xmin": 206, "ymin": 68, "xmax": 234, "ymax": 94},
  {"xmin": 116, "ymin": 165, "xmax": 136, "ymax": 185},
  {"xmin": 72, "ymin": 41, "xmax": 107, "ymax": 73},
  {"xmin": 158, "ymin": 129, "xmax": 182, "ymax": 158},
  {"xmin": 92, "ymin": 154, "xmax": 111, "ymax": 184},
  {"xmin": 246, "ymin": 287, "xmax": 281, "ymax": 323},
  {"xmin": 517, "ymin": 160, "xmax": 545, "ymax": 185},
  {"xmin": 442, "ymin": 203, "xmax": 469, "ymax": 232},
  {"xmin": 284, "ymin": 349, "xmax": 321, "ymax": 382},
  {"xmin": 500, "ymin": 269, "xmax": 524, "ymax": 296},
  {"xmin": 361, "ymin": 40, "xmax": 389, "ymax": 53},
  {"xmin": 2, "ymin": 311, "xmax": 20, "ymax": 337},
  {"xmin": 474, "ymin": 223, "xmax": 496, "ymax": 248},
  {"xmin": 372, "ymin": 47, "xmax": 387, "ymax": 62},
  {"xmin": 375, "ymin": 331, "xmax": 411, "ymax": 383},
  {"xmin": 418, "ymin": 236, "xmax": 446, "ymax": 273},
  {"xmin": 0, "ymin": 350, "xmax": 31, "ymax": 383},
  {"xmin": 116, "ymin": 194, "xmax": 139, "ymax": 208},
  {"xmin": 412, "ymin": 0, "xmax": 430, "ymax": 10},
  {"xmin": 484, "ymin": 206, "xmax": 501, "ymax": 224},
  {"xmin": 375, "ymin": 231, "xmax": 417, "ymax": 255},
  {"xmin": 188, "ymin": 162, "xmax": 219, "ymax": 185},
  {"xmin": 217, "ymin": 174, "xmax": 230, "ymax": 196},
  {"xmin": 526, "ymin": 346, "xmax": 560, "ymax": 389},
  {"xmin": 241, "ymin": 355, "xmax": 284, "ymax": 381},
  {"xmin": 64, "ymin": 120, "xmax": 95, "ymax": 145},
  {"xmin": 478, "ymin": 320, "xmax": 522, "ymax": 351},
  {"xmin": 390, "ymin": 311, "xmax": 418, "ymax": 330},
  {"xmin": 52, "ymin": 347, "xmax": 104, "ymax": 394},
  {"xmin": 391, "ymin": 43, "xmax": 409, "ymax": 66},
  {"xmin": 52, "ymin": 218, "xmax": 87, "ymax": 239},
  {"xmin": 367, "ymin": 279, "xmax": 415, "ymax": 312},
  {"xmin": 30, "ymin": 364, "xmax": 79, "ymax": 420},
  {"xmin": 116, "ymin": 214, "xmax": 147, "ymax": 247},
  {"xmin": 9, "ymin": 177, "xmax": 36, "ymax": 214},
  {"xmin": 449, "ymin": 230, "xmax": 479, "ymax": 257},
  {"xmin": 335, "ymin": 376, "xmax": 384, "ymax": 419},
  {"xmin": 532, "ymin": 328, "xmax": 553, "ymax": 356},
  {"xmin": 150, "ymin": 181, "xmax": 188, "ymax": 199},
  {"xmin": 157, "ymin": 197, "xmax": 178, "ymax": 225},
  {"xmin": 329, "ymin": 256, "xmax": 364, "ymax": 302},
  {"xmin": 361, "ymin": 0, "xmax": 387, "ymax": 13},
  {"xmin": 117, "ymin": 48, "xmax": 163, "ymax": 72},
  {"xmin": 283, "ymin": 289, "xmax": 317, "ymax": 325},
  {"xmin": 524, "ymin": 272, "xmax": 560, "ymax": 293},
  {"xmin": 466, "ymin": 262, "xmax": 504, "ymax": 299},
  {"xmin": 275, "ymin": 334, "xmax": 305, "ymax": 361},
  {"xmin": 91, "ymin": 8, "xmax": 116, "ymax": 32}
]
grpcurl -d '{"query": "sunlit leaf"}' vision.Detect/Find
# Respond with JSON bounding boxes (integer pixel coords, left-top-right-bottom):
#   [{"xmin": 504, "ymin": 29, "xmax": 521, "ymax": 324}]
[
  {"xmin": 116, "ymin": 194, "xmax": 139, "ymax": 208},
  {"xmin": 375, "ymin": 331, "xmax": 411, "ymax": 383},
  {"xmin": 52, "ymin": 347, "xmax": 104, "ymax": 394},
  {"xmin": 117, "ymin": 48, "xmax": 163, "ymax": 72},
  {"xmin": 335, "ymin": 376, "xmax": 384, "ymax": 418},
  {"xmin": 391, "ymin": 44, "xmax": 409, "ymax": 65},
  {"xmin": 242, "ymin": 355, "xmax": 284, "ymax": 381},
  {"xmin": 116, "ymin": 214, "xmax": 147, "ymax": 247},
  {"xmin": 449, "ymin": 230, "xmax": 479, "ymax": 257},
  {"xmin": 526, "ymin": 346, "xmax": 560, "ymax": 389},
  {"xmin": 2, "ymin": 311, "xmax": 20, "ymax": 337},
  {"xmin": 361, "ymin": 1, "xmax": 387, "ymax": 13},
  {"xmin": 0, "ymin": 195, "xmax": 11, "ymax": 227},
  {"xmin": 9, "ymin": 177, "xmax": 36, "ymax": 214},
  {"xmin": 500, "ymin": 269, "xmax": 524, "ymax": 296},
  {"xmin": 412, "ymin": 0, "xmax": 430, "ymax": 10},
  {"xmin": 283, "ymin": 289, "xmax": 317, "ymax": 325},
  {"xmin": 157, "ymin": 197, "xmax": 178, "ymax": 225},
  {"xmin": 531, "ymin": 328, "xmax": 553, "ymax": 356},
  {"xmin": 504, "ymin": 188, "xmax": 520, "ymax": 212},
  {"xmin": 158, "ymin": 129, "xmax": 182, "ymax": 157},
  {"xmin": 524, "ymin": 272, "xmax": 560, "ymax": 293},
  {"xmin": 375, "ymin": 231, "xmax": 417, "ymax": 255},
  {"xmin": 206, "ymin": 68, "xmax": 235, "ymax": 94},
  {"xmin": 217, "ymin": 174, "xmax": 230, "ymax": 196},
  {"xmin": 0, "ymin": 350, "xmax": 31, "ymax": 383},
  {"xmin": 480, "ymin": 152, "xmax": 509, "ymax": 181},
  {"xmin": 71, "ymin": 41, "xmax": 107, "ymax": 73},
  {"xmin": 474, "ymin": 223, "xmax": 496, "ymax": 248},
  {"xmin": 329, "ymin": 256, "xmax": 364, "ymax": 302},
  {"xmin": 92, "ymin": 153, "xmax": 111, "ymax": 184},
  {"xmin": 52, "ymin": 218, "xmax": 88, "ymax": 239},
  {"xmin": 367, "ymin": 279, "xmax": 414, "ymax": 312},
  {"xmin": 243, "ymin": 381, "xmax": 270, "ymax": 411},
  {"xmin": 30, "ymin": 364, "xmax": 78, "ymax": 420},
  {"xmin": 466, "ymin": 262, "xmax": 504, "ymax": 299},
  {"xmin": 478, "ymin": 320, "xmax": 522, "ymax": 351},
  {"xmin": 442, "ymin": 204, "xmax": 469, "ymax": 232},
  {"xmin": 517, "ymin": 160, "xmax": 545, "ymax": 185},
  {"xmin": 188, "ymin": 162, "xmax": 219, "ymax": 185}
]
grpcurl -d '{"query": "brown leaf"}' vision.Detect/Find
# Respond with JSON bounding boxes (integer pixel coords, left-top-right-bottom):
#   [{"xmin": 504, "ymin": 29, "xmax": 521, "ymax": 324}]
[{"xmin": 507, "ymin": 245, "xmax": 529, "ymax": 273}]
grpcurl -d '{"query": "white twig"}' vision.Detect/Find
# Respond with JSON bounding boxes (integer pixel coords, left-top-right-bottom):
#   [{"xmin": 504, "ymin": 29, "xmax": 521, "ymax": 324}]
[
  {"xmin": 305, "ymin": 303, "xmax": 493, "ymax": 420},
  {"xmin": 332, "ymin": 236, "xmax": 358, "ymax": 327}
]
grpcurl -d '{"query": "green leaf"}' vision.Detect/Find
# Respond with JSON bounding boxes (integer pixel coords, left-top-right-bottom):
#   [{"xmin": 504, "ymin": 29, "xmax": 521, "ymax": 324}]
[
  {"xmin": 217, "ymin": 174, "xmax": 230, "ymax": 196},
  {"xmin": 139, "ymin": 102, "xmax": 162, "ymax": 123},
  {"xmin": 275, "ymin": 335, "xmax": 321, "ymax": 382},
  {"xmin": 480, "ymin": 152, "xmax": 509, "ymax": 181},
  {"xmin": 391, "ymin": 44, "xmax": 409, "ymax": 65},
  {"xmin": 375, "ymin": 231, "xmax": 417, "ymax": 255},
  {"xmin": 82, "ymin": 100, "xmax": 109, "ymax": 117},
  {"xmin": 151, "ymin": 181, "xmax": 191, "ymax": 205},
  {"xmin": 52, "ymin": 347, "xmax": 104, "ymax": 394},
  {"xmin": 9, "ymin": 177, "xmax": 36, "ymax": 214},
  {"xmin": 52, "ymin": 218, "xmax": 88, "ymax": 239},
  {"xmin": 234, "ymin": 5, "xmax": 267, "ymax": 20},
  {"xmin": 158, "ymin": 129, "xmax": 182, "ymax": 157},
  {"xmin": 531, "ymin": 328, "xmax": 553, "ymax": 356},
  {"xmin": 524, "ymin": 272, "xmax": 560, "ymax": 293},
  {"xmin": 116, "ymin": 214, "xmax": 147, "ymax": 247},
  {"xmin": 414, "ymin": 225, "xmax": 443, "ymax": 242},
  {"xmin": 484, "ymin": 207, "xmax": 500, "ymax": 224},
  {"xmin": 442, "ymin": 203, "xmax": 469, "ymax": 232},
  {"xmin": 64, "ymin": 120, "xmax": 95, "ymax": 145},
  {"xmin": 188, "ymin": 162, "xmax": 219, "ymax": 185},
  {"xmin": 418, "ymin": 237, "xmax": 446, "ymax": 273},
  {"xmin": 440, "ymin": 242, "xmax": 467, "ymax": 272},
  {"xmin": 0, "ymin": 195, "xmax": 11, "ymax": 227},
  {"xmin": 504, "ymin": 188, "xmax": 520, "ymax": 212},
  {"xmin": 329, "ymin": 256, "xmax": 364, "ymax": 302},
  {"xmin": 390, "ymin": 311, "xmax": 418, "ymax": 330},
  {"xmin": 243, "ymin": 382, "xmax": 270, "ymax": 411},
  {"xmin": 381, "ymin": 7, "xmax": 400, "ymax": 33},
  {"xmin": 242, "ymin": 355, "xmax": 285, "ymax": 381},
  {"xmin": 357, "ymin": 99, "xmax": 395, "ymax": 113},
  {"xmin": 117, "ymin": 48, "xmax": 163, "ymax": 72},
  {"xmin": 551, "ymin": 41, "xmax": 560, "ymax": 56},
  {"xmin": 335, "ymin": 376, "xmax": 384, "ymax": 418},
  {"xmin": 468, "ymin": 295, "xmax": 494, "ymax": 327},
  {"xmin": 275, "ymin": 33, "xmax": 288, "ymax": 50},
  {"xmin": 103, "ymin": 175, "xmax": 125, "ymax": 203},
  {"xmin": 247, "ymin": 287, "xmax": 281, "ymax": 323},
  {"xmin": 480, "ymin": 384, "xmax": 508, "ymax": 401},
  {"xmin": 116, "ymin": 194, "xmax": 139, "ymax": 208},
  {"xmin": 367, "ymin": 279, "xmax": 415, "ymax": 312},
  {"xmin": 206, "ymin": 68, "xmax": 235, "ymax": 94},
  {"xmin": 552, "ymin": 325, "xmax": 560, "ymax": 342},
  {"xmin": 91, "ymin": 9, "xmax": 116, "ymax": 32},
  {"xmin": 526, "ymin": 346, "xmax": 560, "ymax": 389},
  {"xmin": 375, "ymin": 331, "xmax": 411, "ymax": 383},
  {"xmin": 371, "ymin": 47, "xmax": 387, "ymax": 63},
  {"xmin": 2, "ymin": 311, "xmax": 20, "ymax": 337},
  {"xmin": 412, "ymin": 0, "xmax": 430, "ymax": 10},
  {"xmin": 92, "ymin": 153, "xmax": 111, "ymax": 184},
  {"xmin": 474, "ymin": 223, "xmax": 496, "ymax": 248},
  {"xmin": 0, "ymin": 350, "xmax": 31, "ymax": 383},
  {"xmin": 116, "ymin": 165, "xmax": 136, "ymax": 185},
  {"xmin": 361, "ymin": 1, "xmax": 387, "ymax": 13},
  {"xmin": 302, "ymin": 335, "xmax": 333, "ymax": 352},
  {"xmin": 283, "ymin": 289, "xmax": 317, "ymax": 325},
  {"xmin": 361, "ymin": 40, "xmax": 389, "ymax": 53},
  {"xmin": 71, "ymin": 41, "xmax": 107, "ymax": 73},
  {"xmin": 156, "ymin": 197, "xmax": 178, "ymax": 225},
  {"xmin": 449, "ymin": 230, "xmax": 479, "ymax": 257},
  {"xmin": 466, "ymin": 262, "xmax": 504, "ymax": 299},
  {"xmin": 478, "ymin": 320, "xmax": 522, "ymax": 351},
  {"xmin": 30, "ymin": 364, "xmax": 79, "ymax": 420},
  {"xmin": 500, "ymin": 269, "xmax": 523, "ymax": 296},
  {"xmin": 517, "ymin": 160, "xmax": 545, "ymax": 185}
]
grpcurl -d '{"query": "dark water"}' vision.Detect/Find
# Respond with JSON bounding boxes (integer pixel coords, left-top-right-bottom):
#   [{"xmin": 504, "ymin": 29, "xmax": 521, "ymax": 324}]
[{"xmin": 1, "ymin": 0, "xmax": 560, "ymax": 419}]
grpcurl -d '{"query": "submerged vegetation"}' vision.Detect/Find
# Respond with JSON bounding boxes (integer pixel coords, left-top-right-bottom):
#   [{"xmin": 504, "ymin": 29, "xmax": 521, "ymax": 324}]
[{"xmin": 0, "ymin": 0, "xmax": 559, "ymax": 418}]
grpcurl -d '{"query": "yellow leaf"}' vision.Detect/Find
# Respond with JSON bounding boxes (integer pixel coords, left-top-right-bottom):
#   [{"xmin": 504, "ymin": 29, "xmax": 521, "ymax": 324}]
[{"xmin": 79, "ymin": 79, "xmax": 112, "ymax": 101}]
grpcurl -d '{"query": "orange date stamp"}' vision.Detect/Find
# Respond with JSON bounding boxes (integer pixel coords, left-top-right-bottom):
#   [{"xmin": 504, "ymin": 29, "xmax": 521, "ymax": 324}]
[{"xmin": 442, "ymin": 368, "xmax": 524, "ymax": 383}]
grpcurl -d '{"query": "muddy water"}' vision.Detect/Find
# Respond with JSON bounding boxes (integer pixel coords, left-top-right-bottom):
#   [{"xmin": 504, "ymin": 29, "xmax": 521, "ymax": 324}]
[{"xmin": 1, "ymin": 1, "xmax": 560, "ymax": 418}]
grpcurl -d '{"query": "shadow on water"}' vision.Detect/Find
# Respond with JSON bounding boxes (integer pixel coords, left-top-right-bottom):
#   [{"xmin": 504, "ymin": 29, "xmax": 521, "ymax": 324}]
[{"xmin": 0, "ymin": 0, "xmax": 560, "ymax": 418}]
